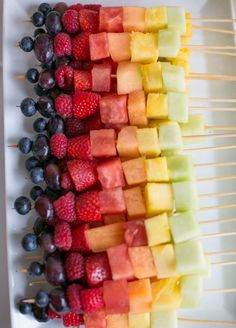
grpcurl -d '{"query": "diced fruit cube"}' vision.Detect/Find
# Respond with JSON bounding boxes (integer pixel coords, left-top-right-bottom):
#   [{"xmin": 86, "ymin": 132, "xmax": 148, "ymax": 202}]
[
  {"xmin": 128, "ymin": 91, "xmax": 148, "ymax": 127},
  {"xmin": 100, "ymin": 94, "xmax": 128, "ymax": 124},
  {"xmin": 122, "ymin": 158, "xmax": 147, "ymax": 186},
  {"xmin": 108, "ymin": 33, "xmax": 131, "ymax": 62},
  {"xmin": 124, "ymin": 219, "xmax": 148, "ymax": 247},
  {"xmin": 124, "ymin": 187, "xmax": 146, "ymax": 219},
  {"xmin": 99, "ymin": 187, "xmax": 126, "ymax": 215},
  {"xmin": 167, "ymin": 92, "xmax": 188, "ymax": 123},
  {"xmin": 86, "ymin": 222, "xmax": 125, "ymax": 253},
  {"xmin": 123, "ymin": 7, "xmax": 145, "ymax": 32},
  {"xmin": 141, "ymin": 62, "xmax": 163, "ymax": 92},
  {"xmin": 90, "ymin": 129, "xmax": 116, "ymax": 158},
  {"xmin": 145, "ymin": 213, "xmax": 171, "ymax": 247},
  {"xmin": 99, "ymin": 7, "xmax": 123, "ymax": 32},
  {"xmin": 131, "ymin": 32, "xmax": 158, "ymax": 64},
  {"xmin": 92, "ymin": 63, "xmax": 111, "ymax": 92},
  {"xmin": 158, "ymin": 29, "xmax": 181, "ymax": 58},
  {"xmin": 89, "ymin": 33, "xmax": 110, "ymax": 60},
  {"xmin": 180, "ymin": 275, "xmax": 203, "ymax": 308},
  {"xmin": 145, "ymin": 157, "xmax": 169, "ymax": 182},
  {"xmin": 180, "ymin": 114, "xmax": 205, "ymax": 137},
  {"xmin": 151, "ymin": 311, "xmax": 178, "ymax": 328},
  {"xmin": 169, "ymin": 211, "xmax": 200, "ymax": 244},
  {"xmin": 128, "ymin": 279, "xmax": 152, "ymax": 313},
  {"xmin": 167, "ymin": 6, "xmax": 186, "ymax": 34},
  {"xmin": 129, "ymin": 313, "xmax": 150, "ymax": 328},
  {"xmin": 167, "ymin": 155, "xmax": 195, "ymax": 182},
  {"xmin": 151, "ymin": 244, "xmax": 178, "ymax": 279},
  {"xmin": 117, "ymin": 126, "xmax": 140, "ymax": 159},
  {"xmin": 97, "ymin": 158, "xmax": 125, "ymax": 190},
  {"xmin": 107, "ymin": 314, "xmax": 129, "ymax": 328},
  {"xmin": 151, "ymin": 278, "xmax": 181, "ymax": 311},
  {"xmin": 173, "ymin": 181, "xmax": 199, "ymax": 211},
  {"xmin": 145, "ymin": 183, "xmax": 174, "ymax": 216},
  {"xmin": 107, "ymin": 244, "xmax": 134, "ymax": 280},
  {"xmin": 162, "ymin": 64, "xmax": 186, "ymax": 92},
  {"xmin": 171, "ymin": 58, "xmax": 190, "ymax": 76},
  {"xmin": 137, "ymin": 128, "xmax": 161, "ymax": 158},
  {"xmin": 103, "ymin": 280, "xmax": 129, "ymax": 314},
  {"xmin": 84, "ymin": 311, "xmax": 107, "ymax": 328},
  {"xmin": 117, "ymin": 62, "xmax": 143, "ymax": 95},
  {"xmin": 159, "ymin": 123, "xmax": 183, "ymax": 155},
  {"xmin": 128, "ymin": 246, "xmax": 157, "ymax": 279},
  {"xmin": 103, "ymin": 214, "xmax": 126, "ymax": 225},
  {"xmin": 145, "ymin": 7, "xmax": 168, "ymax": 32},
  {"xmin": 146, "ymin": 93, "xmax": 168, "ymax": 119}
]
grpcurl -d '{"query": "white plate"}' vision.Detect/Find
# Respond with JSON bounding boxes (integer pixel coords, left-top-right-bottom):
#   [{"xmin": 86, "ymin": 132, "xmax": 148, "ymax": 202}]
[{"xmin": 2, "ymin": 0, "xmax": 236, "ymax": 327}]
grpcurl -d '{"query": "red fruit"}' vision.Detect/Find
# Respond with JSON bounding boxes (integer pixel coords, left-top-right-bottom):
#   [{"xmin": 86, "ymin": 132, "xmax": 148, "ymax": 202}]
[
  {"xmin": 50, "ymin": 133, "xmax": 68, "ymax": 159},
  {"xmin": 81, "ymin": 61, "xmax": 94, "ymax": 71},
  {"xmin": 85, "ymin": 252, "xmax": 112, "ymax": 287},
  {"xmin": 71, "ymin": 224, "xmax": 91, "ymax": 252},
  {"xmin": 91, "ymin": 63, "xmax": 111, "ymax": 93},
  {"xmin": 99, "ymin": 187, "xmax": 126, "ymax": 215},
  {"xmin": 54, "ymin": 221, "xmax": 72, "ymax": 251},
  {"xmin": 73, "ymin": 91, "xmax": 100, "ymax": 120},
  {"xmin": 84, "ymin": 113, "xmax": 104, "ymax": 132},
  {"xmin": 55, "ymin": 65, "xmax": 74, "ymax": 90},
  {"xmin": 67, "ymin": 159, "xmax": 98, "ymax": 192},
  {"xmin": 99, "ymin": 7, "xmax": 123, "ymax": 32},
  {"xmin": 80, "ymin": 287, "xmax": 105, "ymax": 313},
  {"xmin": 65, "ymin": 118, "xmax": 85, "ymax": 138},
  {"xmin": 100, "ymin": 94, "xmax": 128, "ymax": 124},
  {"xmin": 65, "ymin": 252, "xmax": 85, "ymax": 281},
  {"xmin": 72, "ymin": 33, "xmax": 90, "ymax": 61},
  {"xmin": 55, "ymin": 94, "xmax": 73, "ymax": 118},
  {"xmin": 66, "ymin": 284, "xmax": 82, "ymax": 313},
  {"xmin": 90, "ymin": 129, "xmax": 116, "ymax": 158},
  {"xmin": 124, "ymin": 220, "xmax": 148, "ymax": 247},
  {"xmin": 89, "ymin": 32, "xmax": 110, "ymax": 61},
  {"xmin": 79, "ymin": 9, "xmax": 99, "ymax": 33},
  {"xmin": 61, "ymin": 172, "xmax": 74, "ymax": 191},
  {"xmin": 47, "ymin": 307, "xmax": 61, "ymax": 319},
  {"xmin": 97, "ymin": 158, "xmax": 125, "ymax": 189},
  {"xmin": 54, "ymin": 32, "xmax": 71, "ymax": 57},
  {"xmin": 76, "ymin": 191, "xmax": 101, "ymax": 223},
  {"xmin": 53, "ymin": 191, "xmax": 77, "ymax": 222},
  {"xmin": 69, "ymin": 3, "xmax": 83, "ymax": 11},
  {"xmin": 103, "ymin": 279, "xmax": 130, "ymax": 314},
  {"xmin": 102, "ymin": 57, "xmax": 118, "ymax": 74},
  {"xmin": 84, "ymin": 4, "xmax": 101, "ymax": 11},
  {"xmin": 63, "ymin": 312, "xmax": 84, "ymax": 327},
  {"xmin": 62, "ymin": 9, "xmax": 80, "ymax": 34},
  {"xmin": 74, "ymin": 70, "xmax": 92, "ymax": 92},
  {"xmin": 67, "ymin": 135, "xmax": 92, "ymax": 161}
]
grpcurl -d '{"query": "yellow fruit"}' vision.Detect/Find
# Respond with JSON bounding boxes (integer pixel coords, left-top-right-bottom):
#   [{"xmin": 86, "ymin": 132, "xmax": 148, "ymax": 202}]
[
  {"xmin": 129, "ymin": 313, "xmax": 150, "ymax": 328},
  {"xmin": 131, "ymin": 32, "xmax": 159, "ymax": 64},
  {"xmin": 151, "ymin": 278, "xmax": 181, "ymax": 311},
  {"xmin": 146, "ymin": 93, "xmax": 168, "ymax": 119},
  {"xmin": 141, "ymin": 62, "xmax": 163, "ymax": 93},
  {"xmin": 136, "ymin": 128, "xmax": 161, "ymax": 158},
  {"xmin": 145, "ymin": 7, "xmax": 168, "ymax": 32},
  {"xmin": 145, "ymin": 213, "xmax": 171, "ymax": 247},
  {"xmin": 151, "ymin": 244, "xmax": 178, "ymax": 278},
  {"xmin": 144, "ymin": 183, "xmax": 174, "ymax": 216},
  {"xmin": 145, "ymin": 157, "xmax": 169, "ymax": 182}
]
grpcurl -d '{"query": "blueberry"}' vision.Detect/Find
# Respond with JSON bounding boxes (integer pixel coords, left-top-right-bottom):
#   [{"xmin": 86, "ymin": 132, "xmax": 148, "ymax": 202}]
[
  {"xmin": 47, "ymin": 115, "xmax": 65, "ymax": 136},
  {"xmin": 25, "ymin": 68, "xmax": 39, "ymax": 84},
  {"xmin": 19, "ymin": 36, "xmax": 34, "ymax": 52},
  {"xmin": 20, "ymin": 98, "xmax": 37, "ymax": 117},
  {"xmin": 28, "ymin": 261, "xmax": 44, "ymax": 276},
  {"xmin": 33, "ymin": 306, "xmax": 49, "ymax": 322},
  {"xmin": 22, "ymin": 233, "xmax": 38, "ymax": 252},
  {"xmin": 34, "ymin": 28, "xmax": 46, "ymax": 38},
  {"xmin": 37, "ymin": 96, "xmax": 55, "ymax": 118},
  {"xmin": 30, "ymin": 167, "xmax": 45, "ymax": 184},
  {"xmin": 14, "ymin": 196, "xmax": 31, "ymax": 215},
  {"xmin": 33, "ymin": 217, "xmax": 49, "ymax": 235},
  {"xmin": 30, "ymin": 186, "xmax": 44, "ymax": 201},
  {"xmin": 18, "ymin": 137, "xmax": 32, "ymax": 154},
  {"xmin": 31, "ymin": 11, "xmax": 45, "ymax": 27},
  {"xmin": 18, "ymin": 300, "xmax": 32, "ymax": 315},
  {"xmin": 25, "ymin": 156, "xmax": 41, "ymax": 172},
  {"xmin": 35, "ymin": 290, "xmax": 49, "ymax": 308},
  {"xmin": 34, "ymin": 84, "xmax": 49, "ymax": 97},
  {"xmin": 38, "ymin": 3, "xmax": 52, "ymax": 16},
  {"xmin": 33, "ymin": 118, "xmax": 47, "ymax": 133}
]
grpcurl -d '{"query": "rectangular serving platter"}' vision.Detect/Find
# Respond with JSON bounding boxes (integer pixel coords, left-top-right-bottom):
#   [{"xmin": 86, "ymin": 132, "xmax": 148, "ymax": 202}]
[{"xmin": 2, "ymin": 0, "xmax": 236, "ymax": 327}]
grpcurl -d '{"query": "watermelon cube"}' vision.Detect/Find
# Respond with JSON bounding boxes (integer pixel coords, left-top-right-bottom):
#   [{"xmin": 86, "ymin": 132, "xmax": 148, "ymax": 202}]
[
  {"xmin": 145, "ymin": 7, "xmax": 168, "ymax": 32},
  {"xmin": 159, "ymin": 123, "xmax": 183, "ymax": 155},
  {"xmin": 128, "ymin": 246, "xmax": 157, "ymax": 279},
  {"xmin": 123, "ymin": 7, "xmax": 145, "ymax": 32},
  {"xmin": 103, "ymin": 214, "xmax": 126, "ymax": 225},
  {"xmin": 117, "ymin": 62, "xmax": 143, "ymax": 95},
  {"xmin": 151, "ymin": 278, "xmax": 181, "ymax": 311},
  {"xmin": 100, "ymin": 94, "xmax": 128, "ymax": 124},
  {"xmin": 97, "ymin": 158, "xmax": 125, "ymax": 190},
  {"xmin": 84, "ymin": 311, "xmax": 107, "ymax": 328},
  {"xmin": 107, "ymin": 244, "xmax": 134, "ymax": 280},
  {"xmin": 122, "ymin": 158, "xmax": 147, "ymax": 186},
  {"xmin": 90, "ymin": 129, "xmax": 116, "ymax": 158},
  {"xmin": 146, "ymin": 93, "xmax": 168, "ymax": 119},
  {"xmin": 130, "ymin": 32, "xmax": 158, "ymax": 64},
  {"xmin": 99, "ymin": 7, "xmax": 123, "ymax": 32},
  {"xmin": 124, "ymin": 219, "xmax": 148, "ymax": 247},
  {"xmin": 145, "ymin": 157, "xmax": 169, "ymax": 182},
  {"xmin": 117, "ymin": 126, "xmax": 140, "ymax": 159},
  {"xmin": 128, "ymin": 91, "xmax": 148, "ymax": 127},
  {"xmin": 128, "ymin": 279, "xmax": 152, "ymax": 313},
  {"xmin": 99, "ymin": 187, "xmax": 126, "ymax": 215},
  {"xmin": 167, "ymin": 155, "xmax": 195, "ymax": 182},
  {"xmin": 124, "ymin": 187, "xmax": 146, "ymax": 219},
  {"xmin": 162, "ymin": 64, "xmax": 186, "ymax": 92},
  {"xmin": 129, "ymin": 313, "xmax": 150, "ymax": 328},
  {"xmin": 167, "ymin": 92, "xmax": 188, "ymax": 123},
  {"xmin": 89, "ymin": 33, "xmax": 110, "ymax": 61},
  {"xmin": 167, "ymin": 6, "xmax": 187, "ymax": 34},
  {"xmin": 145, "ymin": 213, "xmax": 171, "ymax": 247},
  {"xmin": 151, "ymin": 311, "xmax": 178, "ymax": 328},
  {"xmin": 103, "ymin": 279, "xmax": 129, "ymax": 314},
  {"xmin": 180, "ymin": 275, "xmax": 203, "ymax": 308},
  {"xmin": 180, "ymin": 114, "xmax": 205, "ymax": 137},
  {"xmin": 173, "ymin": 181, "xmax": 199, "ymax": 212},
  {"xmin": 92, "ymin": 63, "xmax": 111, "ymax": 92},
  {"xmin": 141, "ymin": 62, "xmax": 163, "ymax": 92},
  {"xmin": 137, "ymin": 128, "xmax": 161, "ymax": 158},
  {"xmin": 107, "ymin": 314, "xmax": 129, "ymax": 328},
  {"xmin": 151, "ymin": 244, "xmax": 178, "ymax": 279},
  {"xmin": 145, "ymin": 183, "xmax": 174, "ymax": 216},
  {"xmin": 158, "ymin": 29, "xmax": 181, "ymax": 58},
  {"xmin": 169, "ymin": 211, "xmax": 200, "ymax": 244},
  {"xmin": 108, "ymin": 33, "xmax": 131, "ymax": 62}
]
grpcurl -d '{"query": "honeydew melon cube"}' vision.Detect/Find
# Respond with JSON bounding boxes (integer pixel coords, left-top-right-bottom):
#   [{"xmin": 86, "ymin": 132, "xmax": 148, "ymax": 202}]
[
  {"xmin": 167, "ymin": 92, "xmax": 188, "ymax": 123},
  {"xmin": 175, "ymin": 240, "xmax": 206, "ymax": 275},
  {"xmin": 145, "ymin": 7, "xmax": 168, "ymax": 32},
  {"xmin": 128, "ymin": 313, "xmax": 150, "ymax": 328},
  {"xmin": 145, "ymin": 213, "xmax": 171, "ymax": 246},
  {"xmin": 145, "ymin": 157, "xmax": 169, "ymax": 182},
  {"xmin": 167, "ymin": 7, "xmax": 187, "ymax": 34},
  {"xmin": 145, "ymin": 183, "xmax": 174, "ymax": 216},
  {"xmin": 158, "ymin": 29, "xmax": 181, "ymax": 58},
  {"xmin": 171, "ymin": 59, "xmax": 190, "ymax": 76},
  {"xmin": 146, "ymin": 93, "xmax": 168, "ymax": 119},
  {"xmin": 180, "ymin": 275, "xmax": 203, "ymax": 308},
  {"xmin": 168, "ymin": 211, "xmax": 200, "ymax": 244},
  {"xmin": 162, "ymin": 64, "xmax": 186, "ymax": 92},
  {"xmin": 167, "ymin": 155, "xmax": 195, "ymax": 182},
  {"xmin": 151, "ymin": 278, "xmax": 181, "ymax": 311},
  {"xmin": 180, "ymin": 114, "xmax": 206, "ymax": 137},
  {"xmin": 151, "ymin": 311, "xmax": 177, "ymax": 328},
  {"xmin": 151, "ymin": 244, "xmax": 178, "ymax": 278},
  {"xmin": 159, "ymin": 123, "xmax": 183, "ymax": 155},
  {"xmin": 141, "ymin": 62, "xmax": 163, "ymax": 93},
  {"xmin": 200, "ymin": 255, "xmax": 211, "ymax": 278},
  {"xmin": 173, "ymin": 181, "xmax": 199, "ymax": 212},
  {"xmin": 131, "ymin": 32, "xmax": 159, "ymax": 64},
  {"xmin": 137, "ymin": 128, "xmax": 161, "ymax": 158}
]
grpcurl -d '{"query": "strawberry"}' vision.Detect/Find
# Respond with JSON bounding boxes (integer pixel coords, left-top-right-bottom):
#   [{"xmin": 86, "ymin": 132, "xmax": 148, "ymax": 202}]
[
  {"xmin": 53, "ymin": 191, "xmax": 77, "ymax": 222},
  {"xmin": 85, "ymin": 253, "xmax": 111, "ymax": 287},
  {"xmin": 83, "ymin": 4, "xmax": 102, "ymax": 11},
  {"xmin": 47, "ymin": 307, "xmax": 61, "ymax": 319},
  {"xmin": 80, "ymin": 287, "xmax": 105, "ymax": 313},
  {"xmin": 54, "ymin": 32, "xmax": 71, "ymax": 57},
  {"xmin": 61, "ymin": 172, "xmax": 74, "ymax": 191},
  {"xmin": 67, "ymin": 135, "xmax": 92, "ymax": 161},
  {"xmin": 55, "ymin": 94, "xmax": 73, "ymax": 118},
  {"xmin": 69, "ymin": 3, "xmax": 83, "ymax": 11},
  {"xmin": 67, "ymin": 159, "xmax": 98, "ymax": 192},
  {"xmin": 75, "ymin": 191, "xmax": 101, "ymax": 223},
  {"xmin": 74, "ymin": 70, "xmax": 92, "ymax": 91},
  {"xmin": 71, "ymin": 224, "xmax": 91, "ymax": 252},
  {"xmin": 71, "ymin": 33, "xmax": 90, "ymax": 61},
  {"xmin": 55, "ymin": 65, "xmax": 74, "ymax": 90},
  {"xmin": 50, "ymin": 133, "xmax": 68, "ymax": 159},
  {"xmin": 65, "ymin": 252, "xmax": 85, "ymax": 282},
  {"xmin": 62, "ymin": 9, "xmax": 80, "ymax": 34},
  {"xmin": 79, "ymin": 9, "xmax": 99, "ymax": 33},
  {"xmin": 84, "ymin": 113, "xmax": 104, "ymax": 132},
  {"xmin": 65, "ymin": 118, "xmax": 85, "ymax": 138},
  {"xmin": 66, "ymin": 284, "xmax": 82, "ymax": 313},
  {"xmin": 63, "ymin": 312, "xmax": 84, "ymax": 327},
  {"xmin": 73, "ymin": 91, "xmax": 100, "ymax": 120},
  {"xmin": 54, "ymin": 221, "xmax": 72, "ymax": 251}
]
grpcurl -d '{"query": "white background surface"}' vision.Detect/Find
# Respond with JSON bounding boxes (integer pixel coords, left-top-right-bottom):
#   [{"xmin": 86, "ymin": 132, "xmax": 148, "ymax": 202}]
[{"xmin": 2, "ymin": 0, "xmax": 236, "ymax": 327}]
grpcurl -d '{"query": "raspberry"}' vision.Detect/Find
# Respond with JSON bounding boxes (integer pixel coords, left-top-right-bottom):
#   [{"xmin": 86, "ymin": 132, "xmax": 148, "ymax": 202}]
[
  {"xmin": 80, "ymin": 287, "xmax": 105, "ymax": 313},
  {"xmin": 61, "ymin": 172, "xmax": 74, "ymax": 191},
  {"xmin": 66, "ymin": 284, "xmax": 82, "ymax": 313},
  {"xmin": 55, "ymin": 65, "xmax": 74, "ymax": 90},
  {"xmin": 53, "ymin": 191, "xmax": 77, "ymax": 222},
  {"xmin": 55, "ymin": 94, "xmax": 73, "ymax": 119},
  {"xmin": 74, "ymin": 70, "xmax": 92, "ymax": 91},
  {"xmin": 65, "ymin": 118, "xmax": 85, "ymax": 138},
  {"xmin": 47, "ymin": 307, "xmax": 61, "ymax": 319},
  {"xmin": 63, "ymin": 312, "xmax": 84, "ymax": 327},
  {"xmin": 62, "ymin": 9, "xmax": 80, "ymax": 34},
  {"xmin": 71, "ymin": 33, "xmax": 90, "ymax": 61},
  {"xmin": 50, "ymin": 133, "xmax": 68, "ymax": 159},
  {"xmin": 65, "ymin": 252, "xmax": 85, "ymax": 282},
  {"xmin": 54, "ymin": 221, "xmax": 72, "ymax": 251},
  {"xmin": 54, "ymin": 32, "xmax": 71, "ymax": 57},
  {"xmin": 79, "ymin": 9, "xmax": 99, "ymax": 33},
  {"xmin": 71, "ymin": 224, "xmax": 91, "ymax": 252}
]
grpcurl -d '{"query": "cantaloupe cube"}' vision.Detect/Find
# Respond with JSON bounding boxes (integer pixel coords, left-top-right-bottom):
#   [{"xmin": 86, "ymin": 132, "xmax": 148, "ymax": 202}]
[
  {"xmin": 123, "ymin": 7, "xmax": 145, "ymax": 32},
  {"xmin": 141, "ymin": 62, "xmax": 163, "ymax": 92},
  {"xmin": 145, "ymin": 213, "xmax": 171, "ymax": 247},
  {"xmin": 129, "ymin": 313, "xmax": 150, "ymax": 328},
  {"xmin": 180, "ymin": 275, "xmax": 203, "ymax": 308},
  {"xmin": 107, "ymin": 314, "xmax": 129, "ymax": 328},
  {"xmin": 117, "ymin": 62, "xmax": 142, "ymax": 95},
  {"xmin": 131, "ymin": 32, "xmax": 158, "ymax": 64},
  {"xmin": 180, "ymin": 114, "xmax": 205, "ymax": 137},
  {"xmin": 122, "ymin": 157, "xmax": 147, "ymax": 186},
  {"xmin": 128, "ymin": 246, "xmax": 157, "ymax": 279},
  {"xmin": 173, "ymin": 181, "xmax": 199, "ymax": 212},
  {"xmin": 158, "ymin": 29, "xmax": 181, "ymax": 58},
  {"xmin": 167, "ymin": 7, "xmax": 186, "ymax": 34},
  {"xmin": 145, "ymin": 183, "xmax": 174, "ymax": 216},
  {"xmin": 103, "ymin": 280, "xmax": 130, "ymax": 314},
  {"xmin": 84, "ymin": 311, "xmax": 107, "ymax": 328},
  {"xmin": 117, "ymin": 126, "xmax": 140, "ymax": 159},
  {"xmin": 128, "ymin": 279, "xmax": 152, "ymax": 313},
  {"xmin": 124, "ymin": 187, "xmax": 146, "ymax": 219},
  {"xmin": 151, "ymin": 244, "xmax": 178, "ymax": 279},
  {"xmin": 107, "ymin": 244, "xmax": 134, "ymax": 280},
  {"xmin": 167, "ymin": 92, "xmax": 188, "ymax": 123},
  {"xmin": 159, "ymin": 123, "xmax": 183, "ymax": 155},
  {"xmin": 137, "ymin": 128, "xmax": 161, "ymax": 158},
  {"xmin": 128, "ymin": 91, "xmax": 148, "ymax": 127},
  {"xmin": 145, "ymin": 157, "xmax": 169, "ymax": 182},
  {"xmin": 162, "ymin": 64, "xmax": 186, "ymax": 92},
  {"xmin": 108, "ymin": 33, "xmax": 131, "ymax": 62},
  {"xmin": 151, "ymin": 278, "xmax": 181, "ymax": 311},
  {"xmin": 145, "ymin": 7, "xmax": 168, "ymax": 32},
  {"xmin": 167, "ymin": 155, "xmax": 195, "ymax": 182},
  {"xmin": 146, "ymin": 93, "xmax": 168, "ymax": 119},
  {"xmin": 151, "ymin": 311, "xmax": 178, "ymax": 328},
  {"xmin": 103, "ymin": 213, "xmax": 126, "ymax": 225}
]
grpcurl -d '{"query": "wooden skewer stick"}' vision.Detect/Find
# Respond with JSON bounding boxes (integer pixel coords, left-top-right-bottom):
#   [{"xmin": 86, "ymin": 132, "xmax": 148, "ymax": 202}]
[
  {"xmin": 211, "ymin": 260, "xmax": 236, "ymax": 267},
  {"xmin": 189, "ymin": 72, "xmax": 236, "ymax": 81},
  {"xmin": 192, "ymin": 25, "xmax": 236, "ymax": 35},
  {"xmin": 179, "ymin": 318, "xmax": 236, "ymax": 326},
  {"xmin": 191, "ymin": 97, "xmax": 236, "ymax": 103},
  {"xmin": 183, "ymin": 133, "xmax": 236, "ymax": 139},
  {"xmin": 207, "ymin": 250, "xmax": 236, "ymax": 256},
  {"xmin": 16, "ymin": 268, "xmax": 28, "ymax": 273},
  {"xmin": 189, "ymin": 18, "xmax": 236, "ymax": 23},
  {"xmin": 191, "ymin": 106, "xmax": 236, "ymax": 111},
  {"xmin": 24, "ymin": 255, "xmax": 43, "ymax": 261},
  {"xmin": 200, "ymin": 217, "xmax": 236, "ymax": 225},
  {"xmin": 199, "ymin": 203, "xmax": 236, "ymax": 212},
  {"xmin": 195, "ymin": 161, "xmax": 236, "ymax": 168},
  {"xmin": 206, "ymin": 288, "xmax": 236, "ymax": 293},
  {"xmin": 199, "ymin": 191, "xmax": 236, "ymax": 199},
  {"xmin": 191, "ymin": 49, "xmax": 236, "ymax": 57},
  {"xmin": 185, "ymin": 144, "xmax": 236, "ymax": 152},
  {"xmin": 202, "ymin": 231, "xmax": 236, "ymax": 239},
  {"xmin": 29, "ymin": 280, "xmax": 47, "ymax": 286},
  {"xmin": 197, "ymin": 175, "xmax": 236, "ymax": 182},
  {"xmin": 205, "ymin": 125, "xmax": 236, "ymax": 131}
]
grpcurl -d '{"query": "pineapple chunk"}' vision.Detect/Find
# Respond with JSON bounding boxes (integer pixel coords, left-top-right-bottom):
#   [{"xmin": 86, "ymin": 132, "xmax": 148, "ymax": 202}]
[
  {"xmin": 180, "ymin": 275, "xmax": 203, "ymax": 308},
  {"xmin": 144, "ymin": 183, "xmax": 174, "ymax": 216},
  {"xmin": 129, "ymin": 313, "xmax": 150, "ymax": 328},
  {"xmin": 158, "ymin": 29, "xmax": 181, "ymax": 58},
  {"xmin": 145, "ymin": 213, "xmax": 171, "ymax": 246},
  {"xmin": 151, "ymin": 278, "xmax": 181, "ymax": 311},
  {"xmin": 145, "ymin": 157, "xmax": 169, "ymax": 182},
  {"xmin": 141, "ymin": 62, "xmax": 163, "ymax": 92},
  {"xmin": 145, "ymin": 7, "xmax": 168, "ymax": 32},
  {"xmin": 137, "ymin": 128, "xmax": 161, "ymax": 158},
  {"xmin": 146, "ymin": 93, "xmax": 168, "ymax": 119},
  {"xmin": 151, "ymin": 244, "xmax": 178, "ymax": 278},
  {"xmin": 131, "ymin": 32, "xmax": 159, "ymax": 64},
  {"xmin": 151, "ymin": 311, "xmax": 177, "ymax": 328}
]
